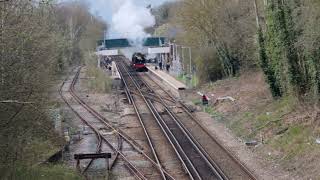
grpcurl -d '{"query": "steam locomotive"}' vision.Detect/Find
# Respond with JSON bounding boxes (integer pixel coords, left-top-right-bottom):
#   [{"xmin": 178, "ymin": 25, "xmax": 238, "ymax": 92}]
[{"xmin": 131, "ymin": 52, "xmax": 148, "ymax": 72}]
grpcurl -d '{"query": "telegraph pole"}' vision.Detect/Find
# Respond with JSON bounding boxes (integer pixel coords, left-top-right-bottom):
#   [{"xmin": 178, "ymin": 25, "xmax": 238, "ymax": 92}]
[
  {"xmin": 188, "ymin": 47, "xmax": 192, "ymax": 74},
  {"xmin": 1, "ymin": 0, "xmax": 8, "ymax": 86}
]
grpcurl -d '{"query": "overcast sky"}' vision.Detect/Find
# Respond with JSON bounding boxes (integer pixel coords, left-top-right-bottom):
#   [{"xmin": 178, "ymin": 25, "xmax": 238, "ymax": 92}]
[{"xmin": 83, "ymin": 0, "xmax": 175, "ymax": 38}]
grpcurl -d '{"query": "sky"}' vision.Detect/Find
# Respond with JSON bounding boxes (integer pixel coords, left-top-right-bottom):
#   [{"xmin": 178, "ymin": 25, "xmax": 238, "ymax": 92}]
[{"xmin": 85, "ymin": 0, "xmax": 175, "ymax": 38}]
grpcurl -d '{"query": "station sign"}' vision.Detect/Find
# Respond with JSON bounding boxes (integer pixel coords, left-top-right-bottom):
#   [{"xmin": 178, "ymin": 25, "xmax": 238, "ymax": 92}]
[
  {"xmin": 96, "ymin": 49, "xmax": 119, "ymax": 56},
  {"xmin": 148, "ymin": 46, "xmax": 171, "ymax": 54}
]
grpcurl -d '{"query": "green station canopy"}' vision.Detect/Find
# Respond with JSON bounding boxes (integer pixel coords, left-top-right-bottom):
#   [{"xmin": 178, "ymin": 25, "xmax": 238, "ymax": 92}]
[{"xmin": 98, "ymin": 37, "xmax": 166, "ymax": 49}]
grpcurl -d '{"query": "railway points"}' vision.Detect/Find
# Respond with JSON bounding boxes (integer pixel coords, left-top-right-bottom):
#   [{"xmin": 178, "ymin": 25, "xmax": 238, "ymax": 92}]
[
  {"xmin": 60, "ymin": 67, "xmax": 175, "ymax": 179},
  {"xmin": 111, "ymin": 55, "xmax": 257, "ymax": 180}
]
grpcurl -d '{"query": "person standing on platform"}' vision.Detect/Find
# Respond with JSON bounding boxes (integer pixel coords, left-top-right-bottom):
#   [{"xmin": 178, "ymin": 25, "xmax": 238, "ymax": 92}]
[
  {"xmin": 159, "ymin": 58, "xmax": 163, "ymax": 70},
  {"xmin": 166, "ymin": 59, "xmax": 170, "ymax": 72}
]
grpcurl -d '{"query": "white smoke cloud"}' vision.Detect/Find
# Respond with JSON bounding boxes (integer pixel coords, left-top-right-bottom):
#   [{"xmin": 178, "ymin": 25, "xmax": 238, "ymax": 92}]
[{"xmin": 111, "ymin": 0, "xmax": 155, "ymax": 46}]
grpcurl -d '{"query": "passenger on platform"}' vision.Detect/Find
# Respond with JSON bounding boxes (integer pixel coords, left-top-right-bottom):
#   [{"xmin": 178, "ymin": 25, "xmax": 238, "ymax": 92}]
[
  {"xmin": 166, "ymin": 59, "xmax": 170, "ymax": 72},
  {"xmin": 159, "ymin": 59, "xmax": 163, "ymax": 70}
]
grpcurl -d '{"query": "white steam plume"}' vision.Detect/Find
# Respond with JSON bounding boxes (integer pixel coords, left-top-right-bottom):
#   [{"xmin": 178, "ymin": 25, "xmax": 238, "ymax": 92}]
[{"xmin": 111, "ymin": 0, "xmax": 155, "ymax": 47}]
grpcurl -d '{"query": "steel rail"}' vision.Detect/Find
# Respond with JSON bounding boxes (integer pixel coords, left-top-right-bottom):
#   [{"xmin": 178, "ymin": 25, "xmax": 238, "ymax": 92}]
[
  {"xmin": 119, "ymin": 61, "xmax": 197, "ymax": 179},
  {"xmin": 146, "ymin": 99, "xmax": 198, "ymax": 180},
  {"xmin": 118, "ymin": 59, "xmax": 222, "ymax": 180},
  {"xmin": 69, "ymin": 66, "xmax": 176, "ymax": 179},
  {"xmin": 116, "ymin": 61, "xmax": 170, "ymax": 180},
  {"xmin": 68, "ymin": 67, "xmax": 174, "ymax": 178},
  {"xmin": 60, "ymin": 67, "xmax": 146, "ymax": 180},
  {"xmin": 70, "ymin": 68, "xmax": 121, "ymax": 171},
  {"xmin": 143, "ymin": 73, "xmax": 257, "ymax": 180},
  {"xmin": 70, "ymin": 68, "xmax": 146, "ymax": 179},
  {"xmin": 138, "ymin": 75, "xmax": 226, "ymax": 179},
  {"xmin": 122, "ymin": 62, "xmax": 225, "ymax": 180},
  {"xmin": 59, "ymin": 70, "xmax": 103, "ymax": 176},
  {"xmin": 117, "ymin": 60, "xmax": 199, "ymax": 179},
  {"xmin": 69, "ymin": 68, "xmax": 147, "ymax": 179}
]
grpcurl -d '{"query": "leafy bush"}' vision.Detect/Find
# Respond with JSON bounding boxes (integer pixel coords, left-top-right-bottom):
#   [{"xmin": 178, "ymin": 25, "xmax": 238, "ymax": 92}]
[{"xmin": 85, "ymin": 54, "xmax": 112, "ymax": 93}]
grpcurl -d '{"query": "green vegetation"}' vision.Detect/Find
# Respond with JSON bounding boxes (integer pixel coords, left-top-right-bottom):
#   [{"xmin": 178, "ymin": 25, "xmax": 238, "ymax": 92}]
[
  {"xmin": 0, "ymin": 0, "xmax": 106, "ymax": 177},
  {"xmin": 155, "ymin": 0, "xmax": 320, "ymax": 103},
  {"xmin": 229, "ymin": 96, "xmax": 297, "ymax": 139},
  {"xmin": 173, "ymin": 0, "xmax": 257, "ymax": 82},
  {"xmin": 203, "ymin": 106, "xmax": 224, "ymax": 122},
  {"xmin": 2, "ymin": 164, "xmax": 82, "ymax": 180},
  {"xmin": 176, "ymin": 74, "xmax": 199, "ymax": 88},
  {"xmin": 153, "ymin": 0, "xmax": 320, "ymax": 175},
  {"xmin": 85, "ymin": 54, "xmax": 112, "ymax": 93},
  {"xmin": 257, "ymin": 1, "xmax": 320, "ymax": 101},
  {"xmin": 269, "ymin": 125, "xmax": 312, "ymax": 161}
]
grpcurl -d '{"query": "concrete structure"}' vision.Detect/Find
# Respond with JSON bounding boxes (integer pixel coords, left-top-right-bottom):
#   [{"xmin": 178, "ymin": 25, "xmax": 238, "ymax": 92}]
[
  {"xmin": 148, "ymin": 47, "xmax": 170, "ymax": 54},
  {"xmin": 147, "ymin": 64, "xmax": 186, "ymax": 98},
  {"xmin": 111, "ymin": 61, "xmax": 121, "ymax": 89},
  {"xmin": 96, "ymin": 49, "xmax": 119, "ymax": 56}
]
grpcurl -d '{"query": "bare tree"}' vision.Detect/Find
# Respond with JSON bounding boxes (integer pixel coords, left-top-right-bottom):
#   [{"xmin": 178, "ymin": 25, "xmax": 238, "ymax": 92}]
[{"xmin": 0, "ymin": 0, "xmax": 107, "ymax": 175}]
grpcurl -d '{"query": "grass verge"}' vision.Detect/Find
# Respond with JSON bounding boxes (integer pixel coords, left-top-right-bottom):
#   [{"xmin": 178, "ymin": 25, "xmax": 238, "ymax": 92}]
[
  {"xmin": 85, "ymin": 53, "xmax": 112, "ymax": 93},
  {"xmin": 1, "ymin": 164, "xmax": 82, "ymax": 180}
]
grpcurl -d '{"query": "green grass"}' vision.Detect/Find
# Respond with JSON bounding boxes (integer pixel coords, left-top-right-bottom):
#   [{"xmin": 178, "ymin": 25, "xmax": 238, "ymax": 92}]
[
  {"xmin": 85, "ymin": 54, "xmax": 112, "ymax": 93},
  {"xmin": 229, "ymin": 112, "xmax": 253, "ymax": 139},
  {"xmin": 226, "ymin": 95, "xmax": 314, "ymax": 161},
  {"xmin": 22, "ymin": 139, "xmax": 61, "ymax": 164},
  {"xmin": 1, "ymin": 164, "xmax": 83, "ymax": 180},
  {"xmin": 203, "ymin": 106, "xmax": 224, "ymax": 122},
  {"xmin": 268, "ymin": 125, "xmax": 313, "ymax": 161},
  {"xmin": 176, "ymin": 74, "xmax": 199, "ymax": 88},
  {"xmin": 87, "ymin": 67, "xmax": 112, "ymax": 93},
  {"xmin": 228, "ymin": 96, "xmax": 297, "ymax": 140},
  {"xmin": 192, "ymin": 99, "xmax": 202, "ymax": 105}
]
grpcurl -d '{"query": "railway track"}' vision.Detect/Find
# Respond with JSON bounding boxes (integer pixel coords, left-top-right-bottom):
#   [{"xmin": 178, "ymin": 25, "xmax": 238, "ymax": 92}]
[
  {"xmin": 59, "ymin": 69, "xmax": 105, "ymax": 177},
  {"xmin": 115, "ymin": 60, "xmax": 188, "ymax": 180},
  {"xmin": 114, "ymin": 55, "xmax": 257, "ymax": 180},
  {"xmin": 60, "ymin": 67, "xmax": 177, "ymax": 179},
  {"xmin": 115, "ymin": 57, "xmax": 226, "ymax": 180},
  {"xmin": 59, "ymin": 68, "xmax": 140, "ymax": 179},
  {"xmin": 140, "ymin": 73, "xmax": 257, "ymax": 180}
]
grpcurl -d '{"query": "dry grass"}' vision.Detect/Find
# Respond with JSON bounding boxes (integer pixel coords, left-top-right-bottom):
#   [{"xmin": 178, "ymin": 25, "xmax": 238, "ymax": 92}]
[
  {"xmin": 187, "ymin": 70, "xmax": 320, "ymax": 178},
  {"xmin": 85, "ymin": 54, "xmax": 112, "ymax": 93}
]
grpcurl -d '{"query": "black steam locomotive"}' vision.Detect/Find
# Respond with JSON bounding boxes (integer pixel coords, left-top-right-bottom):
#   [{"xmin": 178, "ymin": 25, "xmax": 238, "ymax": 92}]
[{"xmin": 131, "ymin": 52, "xmax": 148, "ymax": 72}]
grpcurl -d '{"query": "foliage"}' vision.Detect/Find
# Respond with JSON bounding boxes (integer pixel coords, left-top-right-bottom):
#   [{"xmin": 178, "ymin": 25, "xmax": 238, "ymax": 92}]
[
  {"xmin": 194, "ymin": 48, "xmax": 224, "ymax": 83},
  {"xmin": 148, "ymin": 1, "xmax": 179, "ymax": 35},
  {"xmin": 257, "ymin": 27, "xmax": 282, "ymax": 97},
  {"xmin": 174, "ymin": 0, "xmax": 257, "ymax": 81},
  {"xmin": 0, "ymin": 0, "xmax": 106, "ymax": 176},
  {"xmin": 85, "ymin": 54, "xmax": 112, "ymax": 93},
  {"xmin": 257, "ymin": 0, "xmax": 320, "ymax": 102}
]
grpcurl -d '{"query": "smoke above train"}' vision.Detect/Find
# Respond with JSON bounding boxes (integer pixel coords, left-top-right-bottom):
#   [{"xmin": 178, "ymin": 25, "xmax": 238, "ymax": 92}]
[{"xmin": 111, "ymin": 0, "xmax": 155, "ymax": 48}]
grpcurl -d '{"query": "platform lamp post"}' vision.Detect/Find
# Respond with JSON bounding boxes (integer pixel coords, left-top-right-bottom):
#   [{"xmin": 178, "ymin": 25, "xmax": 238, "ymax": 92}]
[
  {"xmin": 175, "ymin": 44, "xmax": 183, "ymax": 74},
  {"xmin": 187, "ymin": 47, "xmax": 193, "ymax": 88},
  {"xmin": 182, "ymin": 46, "xmax": 193, "ymax": 88},
  {"xmin": 188, "ymin": 47, "xmax": 193, "ymax": 88},
  {"xmin": 169, "ymin": 41, "xmax": 176, "ymax": 63},
  {"xmin": 181, "ymin": 46, "xmax": 185, "ymax": 73},
  {"xmin": 187, "ymin": 47, "xmax": 192, "ymax": 74},
  {"xmin": 182, "ymin": 47, "xmax": 192, "ymax": 74}
]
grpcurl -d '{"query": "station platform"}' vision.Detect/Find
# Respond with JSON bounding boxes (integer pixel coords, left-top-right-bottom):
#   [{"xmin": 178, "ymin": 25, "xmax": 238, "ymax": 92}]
[
  {"xmin": 110, "ymin": 61, "xmax": 121, "ymax": 89},
  {"xmin": 111, "ymin": 61, "xmax": 121, "ymax": 80},
  {"xmin": 146, "ymin": 64, "xmax": 187, "ymax": 98}
]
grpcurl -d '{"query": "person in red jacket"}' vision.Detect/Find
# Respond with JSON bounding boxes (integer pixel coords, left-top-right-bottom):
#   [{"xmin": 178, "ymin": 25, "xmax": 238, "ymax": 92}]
[{"xmin": 202, "ymin": 94, "xmax": 208, "ymax": 105}]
